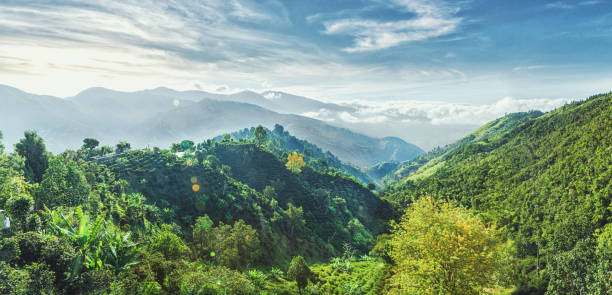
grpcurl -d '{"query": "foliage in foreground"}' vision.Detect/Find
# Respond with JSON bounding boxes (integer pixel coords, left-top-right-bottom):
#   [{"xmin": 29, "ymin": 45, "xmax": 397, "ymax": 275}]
[{"xmin": 387, "ymin": 197, "xmax": 515, "ymax": 294}]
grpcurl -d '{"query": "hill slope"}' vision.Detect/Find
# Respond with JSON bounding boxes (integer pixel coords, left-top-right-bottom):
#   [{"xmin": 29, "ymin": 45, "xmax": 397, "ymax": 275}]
[
  {"xmin": 214, "ymin": 125, "xmax": 375, "ymax": 185},
  {"xmin": 384, "ymin": 110, "xmax": 544, "ymax": 183},
  {"xmin": 382, "ymin": 93, "xmax": 612, "ymax": 293}
]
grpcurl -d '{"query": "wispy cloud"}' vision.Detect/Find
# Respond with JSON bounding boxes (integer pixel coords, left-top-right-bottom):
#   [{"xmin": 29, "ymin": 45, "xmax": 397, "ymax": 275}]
[
  {"xmin": 546, "ymin": 1, "xmax": 600, "ymax": 9},
  {"xmin": 0, "ymin": 0, "xmax": 302, "ymax": 96},
  {"xmin": 322, "ymin": 0, "xmax": 462, "ymax": 52}
]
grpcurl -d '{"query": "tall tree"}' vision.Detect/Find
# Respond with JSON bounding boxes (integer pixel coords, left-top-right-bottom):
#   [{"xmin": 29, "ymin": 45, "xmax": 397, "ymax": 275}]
[
  {"xmin": 0, "ymin": 130, "xmax": 4, "ymax": 153},
  {"xmin": 388, "ymin": 196, "xmax": 512, "ymax": 295},
  {"xmin": 82, "ymin": 138, "xmax": 99, "ymax": 150},
  {"xmin": 254, "ymin": 125, "xmax": 267, "ymax": 145},
  {"xmin": 285, "ymin": 152, "xmax": 305, "ymax": 173},
  {"xmin": 287, "ymin": 255, "xmax": 312, "ymax": 292},
  {"xmin": 38, "ymin": 156, "xmax": 90, "ymax": 208},
  {"xmin": 115, "ymin": 141, "xmax": 131, "ymax": 153},
  {"xmin": 14, "ymin": 130, "xmax": 49, "ymax": 183},
  {"xmin": 273, "ymin": 124, "xmax": 284, "ymax": 135}
]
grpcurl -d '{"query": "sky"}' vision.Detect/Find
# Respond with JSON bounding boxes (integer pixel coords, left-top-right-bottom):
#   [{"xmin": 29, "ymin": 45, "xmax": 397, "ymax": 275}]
[{"xmin": 1, "ymin": 0, "xmax": 611, "ymax": 104}]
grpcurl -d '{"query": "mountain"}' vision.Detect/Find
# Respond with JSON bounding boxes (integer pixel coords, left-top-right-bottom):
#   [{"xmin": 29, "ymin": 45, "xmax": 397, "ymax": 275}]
[
  {"xmin": 213, "ymin": 125, "xmax": 376, "ymax": 185},
  {"xmin": 67, "ymin": 87, "xmax": 198, "ymax": 127},
  {"xmin": 383, "ymin": 110, "xmax": 544, "ymax": 183},
  {"xmin": 136, "ymin": 97, "xmax": 424, "ymax": 166},
  {"xmin": 381, "ymin": 93, "xmax": 612, "ymax": 293},
  {"xmin": 0, "ymin": 85, "xmax": 96, "ymax": 152},
  {"xmin": 0, "ymin": 85, "xmax": 423, "ymax": 166}
]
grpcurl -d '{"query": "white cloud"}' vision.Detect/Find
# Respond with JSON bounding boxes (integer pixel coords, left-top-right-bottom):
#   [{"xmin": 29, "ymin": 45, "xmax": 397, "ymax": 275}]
[
  {"xmin": 263, "ymin": 92, "xmax": 282, "ymax": 100},
  {"xmin": 0, "ymin": 1, "xmax": 296, "ymax": 96},
  {"xmin": 323, "ymin": 0, "xmax": 461, "ymax": 52},
  {"xmin": 301, "ymin": 97, "xmax": 572, "ymax": 126}
]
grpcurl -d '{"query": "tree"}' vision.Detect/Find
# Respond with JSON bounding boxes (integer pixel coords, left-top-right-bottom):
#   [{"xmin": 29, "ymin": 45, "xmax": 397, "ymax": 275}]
[
  {"xmin": 273, "ymin": 124, "xmax": 284, "ymax": 135},
  {"xmin": 192, "ymin": 220, "xmax": 261, "ymax": 269},
  {"xmin": 38, "ymin": 157, "xmax": 90, "ymax": 208},
  {"xmin": 547, "ymin": 224, "xmax": 612, "ymax": 294},
  {"xmin": 283, "ymin": 203, "xmax": 306, "ymax": 235},
  {"xmin": 287, "ymin": 255, "xmax": 312, "ymax": 291},
  {"xmin": 286, "ymin": 152, "xmax": 305, "ymax": 173},
  {"xmin": 99, "ymin": 145, "xmax": 113, "ymax": 155},
  {"xmin": 388, "ymin": 196, "xmax": 511, "ymax": 295},
  {"xmin": 82, "ymin": 138, "xmax": 99, "ymax": 150},
  {"xmin": 149, "ymin": 225, "xmax": 190, "ymax": 260},
  {"xmin": 254, "ymin": 125, "xmax": 267, "ymax": 145},
  {"xmin": 205, "ymin": 155, "xmax": 220, "ymax": 170},
  {"xmin": 15, "ymin": 130, "xmax": 49, "ymax": 183},
  {"xmin": 367, "ymin": 183, "xmax": 376, "ymax": 190},
  {"xmin": 5, "ymin": 193, "xmax": 33, "ymax": 230},
  {"xmin": 0, "ymin": 130, "xmax": 4, "ymax": 153},
  {"xmin": 116, "ymin": 141, "xmax": 131, "ymax": 153}
]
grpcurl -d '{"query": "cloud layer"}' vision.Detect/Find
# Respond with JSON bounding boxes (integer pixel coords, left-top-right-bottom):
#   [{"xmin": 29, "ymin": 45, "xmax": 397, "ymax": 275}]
[
  {"xmin": 300, "ymin": 96, "xmax": 573, "ymax": 149},
  {"xmin": 303, "ymin": 96, "xmax": 571, "ymax": 126}
]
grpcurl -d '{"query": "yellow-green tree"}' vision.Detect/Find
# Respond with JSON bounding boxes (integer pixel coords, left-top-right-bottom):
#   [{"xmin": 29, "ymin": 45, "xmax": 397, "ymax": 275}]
[
  {"xmin": 285, "ymin": 152, "xmax": 305, "ymax": 173},
  {"xmin": 388, "ymin": 196, "xmax": 512, "ymax": 295}
]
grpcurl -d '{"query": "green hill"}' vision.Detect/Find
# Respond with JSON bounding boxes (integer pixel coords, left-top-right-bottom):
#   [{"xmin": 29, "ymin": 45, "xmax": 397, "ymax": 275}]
[
  {"xmin": 101, "ymin": 141, "xmax": 387, "ymax": 261},
  {"xmin": 0, "ymin": 129, "xmax": 391, "ymax": 294},
  {"xmin": 382, "ymin": 93, "xmax": 612, "ymax": 293},
  {"xmin": 385, "ymin": 110, "xmax": 544, "ymax": 184},
  {"xmin": 214, "ymin": 124, "xmax": 376, "ymax": 186}
]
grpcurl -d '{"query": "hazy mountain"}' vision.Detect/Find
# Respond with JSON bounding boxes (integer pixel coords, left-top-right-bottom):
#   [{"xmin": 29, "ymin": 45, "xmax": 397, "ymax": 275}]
[
  {"xmin": 136, "ymin": 98, "xmax": 424, "ymax": 166},
  {"xmin": 0, "ymin": 85, "xmax": 96, "ymax": 152},
  {"xmin": 67, "ymin": 87, "xmax": 198, "ymax": 128},
  {"xmin": 0, "ymin": 85, "xmax": 423, "ymax": 166}
]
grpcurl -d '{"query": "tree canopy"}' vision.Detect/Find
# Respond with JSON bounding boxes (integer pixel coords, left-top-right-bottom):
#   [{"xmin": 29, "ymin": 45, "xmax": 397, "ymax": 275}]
[
  {"xmin": 15, "ymin": 130, "xmax": 49, "ymax": 183},
  {"xmin": 388, "ymin": 196, "xmax": 512, "ymax": 294}
]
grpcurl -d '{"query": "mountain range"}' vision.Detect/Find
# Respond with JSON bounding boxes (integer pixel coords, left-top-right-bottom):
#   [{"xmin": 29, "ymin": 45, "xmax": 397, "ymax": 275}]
[{"xmin": 0, "ymin": 85, "xmax": 423, "ymax": 167}]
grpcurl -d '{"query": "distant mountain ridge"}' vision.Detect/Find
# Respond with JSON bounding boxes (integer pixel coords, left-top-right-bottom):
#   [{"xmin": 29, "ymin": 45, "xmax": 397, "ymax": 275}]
[{"xmin": 0, "ymin": 85, "xmax": 424, "ymax": 166}]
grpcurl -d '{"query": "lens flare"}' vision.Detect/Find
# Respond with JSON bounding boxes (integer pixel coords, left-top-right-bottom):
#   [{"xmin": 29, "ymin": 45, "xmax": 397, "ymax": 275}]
[
  {"xmin": 190, "ymin": 176, "xmax": 198, "ymax": 184},
  {"xmin": 173, "ymin": 99, "xmax": 180, "ymax": 107},
  {"xmin": 192, "ymin": 184, "xmax": 200, "ymax": 192}
]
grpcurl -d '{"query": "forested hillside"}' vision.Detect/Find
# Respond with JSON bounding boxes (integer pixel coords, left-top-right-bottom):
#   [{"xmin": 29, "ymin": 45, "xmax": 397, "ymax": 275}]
[
  {"xmin": 0, "ymin": 127, "xmax": 391, "ymax": 294},
  {"xmin": 384, "ymin": 110, "xmax": 544, "ymax": 184},
  {"xmin": 214, "ymin": 125, "xmax": 376, "ymax": 186},
  {"xmin": 383, "ymin": 93, "xmax": 612, "ymax": 294}
]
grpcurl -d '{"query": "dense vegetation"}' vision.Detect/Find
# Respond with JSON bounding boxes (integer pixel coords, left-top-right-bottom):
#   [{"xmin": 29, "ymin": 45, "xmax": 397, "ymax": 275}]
[
  {"xmin": 383, "ymin": 93, "xmax": 612, "ymax": 294},
  {"xmin": 214, "ymin": 125, "xmax": 376, "ymax": 186},
  {"xmin": 0, "ymin": 92, "xmax": 610, "ymax": 294},
  {"xmin": 385, "ymin": 110, "xmax": 544, "ymax": 184},
  {"xmin": 0, "ymin": 126, "xmax": 392, "ymax": 294}
]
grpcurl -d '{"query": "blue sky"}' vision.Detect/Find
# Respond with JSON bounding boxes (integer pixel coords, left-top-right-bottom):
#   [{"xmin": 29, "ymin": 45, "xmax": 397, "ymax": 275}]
[{"xmin": 0, "ymin": 0, "xmax": 611, "ymax": 104}]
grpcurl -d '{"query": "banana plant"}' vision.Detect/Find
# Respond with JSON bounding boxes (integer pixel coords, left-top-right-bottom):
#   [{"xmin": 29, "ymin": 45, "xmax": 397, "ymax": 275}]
[
  {"xmin": 102, "ymin": 227, "xmax": 142, "ymax": 274},
  {"xmin": 43, "ymin": 206, "xmax": 106, "ymax": 280}
]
